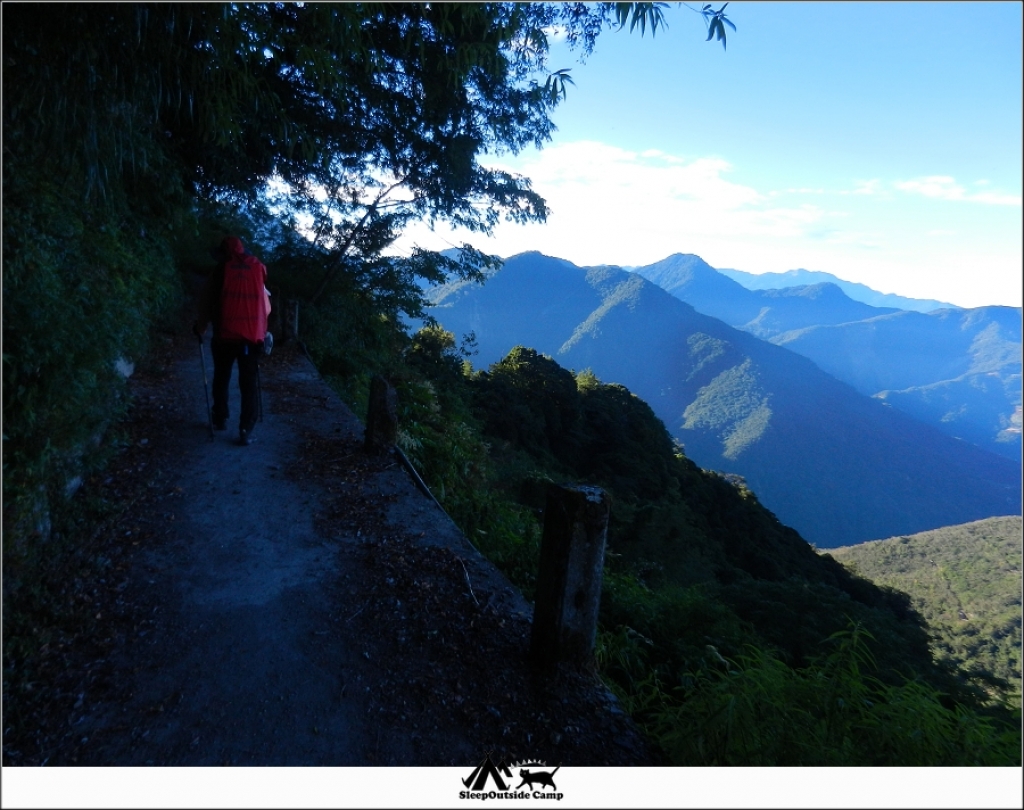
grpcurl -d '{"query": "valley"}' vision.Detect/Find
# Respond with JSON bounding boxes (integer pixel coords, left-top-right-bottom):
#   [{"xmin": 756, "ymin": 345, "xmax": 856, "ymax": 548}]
[{"xmin": 425, "ymin": 251, "xmax": 1021, "ymax": 548}]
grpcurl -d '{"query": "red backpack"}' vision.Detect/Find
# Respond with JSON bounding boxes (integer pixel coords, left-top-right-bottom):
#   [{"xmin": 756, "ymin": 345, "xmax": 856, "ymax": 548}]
[{"xmin": 218, "ymin": 244, "xmax": 268, "ymax": 343}]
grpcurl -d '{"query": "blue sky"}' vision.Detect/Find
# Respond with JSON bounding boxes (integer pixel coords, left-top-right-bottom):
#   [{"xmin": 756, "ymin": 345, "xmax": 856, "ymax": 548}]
[{"xmin": 398, "ymin": 2, "xmax": 1023, "ymax": 308}]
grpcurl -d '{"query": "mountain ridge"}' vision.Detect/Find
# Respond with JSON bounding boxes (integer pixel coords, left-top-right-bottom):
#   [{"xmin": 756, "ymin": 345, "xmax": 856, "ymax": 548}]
[
  {"xmin": 769, "ymin": 306, "xmax": 1022, "ymax": 459},
  {"xmin": 632, "ymin": 253, "xmax": 904, "ymax": 339},
  {"xmin": 625, "ymin": 253, "xmax": 1021, "ymax": 460},
  {"xmin": 427, "ymin": 251, "xmax": 1021, "ymax": 548},
  {"xmin": 717, "ymin": 265, "xmax": 960, "ymax": 312}
]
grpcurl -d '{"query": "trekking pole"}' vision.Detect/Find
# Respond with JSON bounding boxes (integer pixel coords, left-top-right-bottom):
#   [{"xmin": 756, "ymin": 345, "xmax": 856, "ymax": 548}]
[
  {"xmin": 257, "ymin": 361, "xmax": 264, "ymax": 422},
  {"xmin": 196, "ymin": 332, "xmax": 215, "ymax": 439}
]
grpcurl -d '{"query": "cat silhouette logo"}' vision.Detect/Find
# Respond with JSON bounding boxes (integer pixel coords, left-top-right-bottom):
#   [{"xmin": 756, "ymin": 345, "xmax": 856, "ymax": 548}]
[
  {"xmin": 515, "ymin": 765, "xmax": 560, "ymax": 790},
  {"xmin": 460, "ymin": 754, "xmax": 565, "ymax": 801}
]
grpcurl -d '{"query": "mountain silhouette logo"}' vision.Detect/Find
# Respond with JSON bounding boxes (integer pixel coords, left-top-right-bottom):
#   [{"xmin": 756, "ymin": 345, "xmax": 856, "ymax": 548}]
[{"xmin": 462, "ymin": 752, "xmax": 514, "ymax": 791}]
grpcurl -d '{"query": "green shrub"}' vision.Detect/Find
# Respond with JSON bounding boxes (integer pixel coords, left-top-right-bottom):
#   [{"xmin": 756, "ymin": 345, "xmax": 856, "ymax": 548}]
[
  {"xmin": 3, "ymin": 170, "xmax": 183, "ymax": 572},
  {"xmin": 643, "ymin": 624, "xmax": 1021, "ymax": 766}
]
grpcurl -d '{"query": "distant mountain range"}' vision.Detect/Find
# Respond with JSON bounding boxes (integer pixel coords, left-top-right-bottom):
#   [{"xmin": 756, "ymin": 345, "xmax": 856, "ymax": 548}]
[
  {"xmin": 772, "ymin": 307, "xmax": 1022, "ymax": 461},
  {"xmin": 426, "ymin": 252, "xmax": 1021, "ymax": 549},
  {"xmin": 630, "ymin": 254, "xmax": 1022, "ymax": 461},
  {"xmin": 632, "ymin": 254, "xmax": 903, "ymax": 339},
  {"xmin": 716, "ymin": 266, "xmax": 958, "ymax": 313}
]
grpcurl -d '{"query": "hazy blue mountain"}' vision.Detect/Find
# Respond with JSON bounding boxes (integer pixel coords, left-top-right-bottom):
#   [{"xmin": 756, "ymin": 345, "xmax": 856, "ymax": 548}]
[
  {"xmin": 427, "ymin": 252, "xmax": 1021, "ymax": 549},
  {"xmin": 629, "ymin": 254, "xmax": 1022, "ymax": 461},
  {"xmin": 717, "ymin": 266, "xmax": 959, "ymax": 313},
  {"xmin": 632, "ymin": 254, "xmax": 901, "ymax": 339},
  {"xmin": 771, "ymin": 307, "xmax": 1023, "ymax": 460}
]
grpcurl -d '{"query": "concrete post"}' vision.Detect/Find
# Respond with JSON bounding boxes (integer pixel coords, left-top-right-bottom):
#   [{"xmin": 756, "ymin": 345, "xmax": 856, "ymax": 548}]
[
  {"xmin": 529, "ymin": 483, "xmax": 609, "ymax": 671},
  {"xmin": 364, "ymin": 375, "xmax": 398, "ymax": 454}
]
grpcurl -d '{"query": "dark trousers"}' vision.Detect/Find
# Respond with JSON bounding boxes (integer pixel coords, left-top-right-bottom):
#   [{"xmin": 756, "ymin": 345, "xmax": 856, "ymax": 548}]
[{"xmin": 211, "ymin": 339, "xmax": 260, "ymax": 432}]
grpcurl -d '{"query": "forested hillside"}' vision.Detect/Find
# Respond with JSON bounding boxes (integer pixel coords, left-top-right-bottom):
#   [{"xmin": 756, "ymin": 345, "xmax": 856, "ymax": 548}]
[
  {"xmin": 829, "ymin": 517, "xmax": 1023, "ymax": 706},
  {"xmin": 379, "ymin": 329, "xmax": 1021, "ymax": 764}
]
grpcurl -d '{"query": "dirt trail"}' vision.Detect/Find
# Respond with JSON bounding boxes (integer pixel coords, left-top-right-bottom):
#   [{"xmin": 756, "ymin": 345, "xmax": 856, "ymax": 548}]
[
  {"xmin": 48, "ymin": 333, "xmax": 651, "ymax": 767},
  {"xmin": 66, "ymin": 339, "xmax": 373, "ymax": 765}
]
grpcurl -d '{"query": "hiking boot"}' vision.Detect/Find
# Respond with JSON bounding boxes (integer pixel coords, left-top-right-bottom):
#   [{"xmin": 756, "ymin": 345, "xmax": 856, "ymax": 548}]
[{"xmin": 238, "ymin": 428, "xmax": 255, "ymax": 446}]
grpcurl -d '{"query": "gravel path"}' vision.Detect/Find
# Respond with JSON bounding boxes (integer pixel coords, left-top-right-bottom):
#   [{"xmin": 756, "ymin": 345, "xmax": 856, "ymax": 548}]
[{"xmin": 67, "ymin": 340, "xmax": 376, "ymax": 765}]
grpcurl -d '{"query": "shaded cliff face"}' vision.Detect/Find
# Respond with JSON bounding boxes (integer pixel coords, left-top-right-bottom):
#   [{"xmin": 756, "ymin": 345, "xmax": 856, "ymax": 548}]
[{"xmin": 427, "ymin": 252, "xmax": 1021, "ymax": 548}]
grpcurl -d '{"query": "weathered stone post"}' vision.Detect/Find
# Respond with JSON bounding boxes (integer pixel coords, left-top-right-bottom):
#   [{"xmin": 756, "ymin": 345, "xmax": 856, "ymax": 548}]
[
  {"xmin": 529, "ymin": 483, "xmax": 609, "ymax": 671},
  {"xmin": 282, "ymin": 299, "xmax": 300, "ymax": 342},
  {"xmin": 364, "ymin": 375, "xmax": 398, "ymax": 454}
]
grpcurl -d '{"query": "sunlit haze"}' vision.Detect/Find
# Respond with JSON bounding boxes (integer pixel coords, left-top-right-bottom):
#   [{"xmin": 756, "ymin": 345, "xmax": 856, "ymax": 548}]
[{"xmin": 395, "ymin": 2, "xmax": 1023, "ymax": 309}]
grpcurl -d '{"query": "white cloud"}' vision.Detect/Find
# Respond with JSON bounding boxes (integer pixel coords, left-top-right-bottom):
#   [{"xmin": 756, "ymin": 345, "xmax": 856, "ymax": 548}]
[
  {"xmin": 852, "ymin": 179, "xmax": 883, "ymax": 196},
  {"xmin": 895, "ymin": 175, "xmax": 962, "ymax": 199},
  {"xmin": 398, "ymin": 142, "xmax": 880, "ymax": 266},
  {"xmin": 390, "ymin": 141, "xmax": 1022, "ymax": 307},
  {"xmin": 895, "ymin": 175, "xmax": 1022, "ymax": 206},
  {"xmin": 461, "ymin": 141, "xmax": 846, "ymax": 264},
  {"xmin": 970, "ymin": 191, "xmax": 1024, "ymax": 206}
]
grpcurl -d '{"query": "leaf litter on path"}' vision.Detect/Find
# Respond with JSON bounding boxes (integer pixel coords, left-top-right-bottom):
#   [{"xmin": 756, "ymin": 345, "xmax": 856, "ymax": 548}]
[{"xmin": 3, "ymin": 333, "xmax": 652, "ymax": 768}]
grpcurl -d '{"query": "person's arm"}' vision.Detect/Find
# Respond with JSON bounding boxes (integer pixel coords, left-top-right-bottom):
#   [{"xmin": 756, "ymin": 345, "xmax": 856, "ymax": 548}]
[{"xmin": 194, "ymin": 264, "xmax": 223, "ymax": 338}]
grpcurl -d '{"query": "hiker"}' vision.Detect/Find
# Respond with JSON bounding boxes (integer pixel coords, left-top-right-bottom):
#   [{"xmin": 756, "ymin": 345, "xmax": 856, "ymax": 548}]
[{"xmin": 194, "ymin": 235, "xmax": 270, "ymax": 446}]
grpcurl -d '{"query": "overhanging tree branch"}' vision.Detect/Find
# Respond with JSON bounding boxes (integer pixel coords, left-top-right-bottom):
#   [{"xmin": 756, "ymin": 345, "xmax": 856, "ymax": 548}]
[{"xmin": 310, "ymin": 176, "xmax": 409, "ymax": 305}]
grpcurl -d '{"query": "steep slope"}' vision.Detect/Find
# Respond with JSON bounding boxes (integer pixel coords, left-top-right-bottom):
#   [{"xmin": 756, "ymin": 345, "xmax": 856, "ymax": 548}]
[
  {"xmin": 828, "ymin": 516, "xmax": 1023, "ymax": 702},
  {"xmin": 428, "ymin": 252, "xmax": 1021, "ymax": 548},
  {"xmin": 772, "ymin": 307, "xmax": 1023, "ymax": 459},
  {"xmin": 632, "ymin": 254, "xmax": 900, "ymax": 338},
  {"xmin": 718, "ymin": 266, "xmax": 958, "ymax": 313}
]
